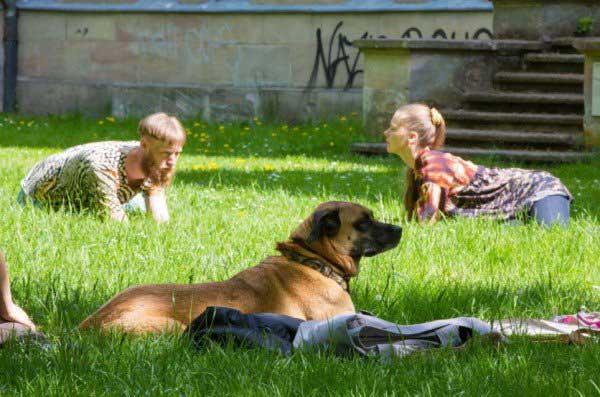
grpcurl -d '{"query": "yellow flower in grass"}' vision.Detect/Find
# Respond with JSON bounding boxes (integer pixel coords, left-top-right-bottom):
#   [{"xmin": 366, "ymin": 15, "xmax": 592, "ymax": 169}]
[
  {"xmin": 293, "ymin": 127, "xmax": 299, "ymax": 131},
  {"xmin": 235, "ymin": 159, "xmax": 246, "ymax": 164},
  {"xmin": 194, "ymin": 122, "xmax": 201, "ymax": 127},
  {"xmin": 244, "ymin": 126, "xmax": 250, "ymax": 131},
  {"xmin": 106, "ymin": 116, "xmax": 116, "ymax": 123},
  {"xmin": 263, "ymin": 164, "xmax": 275, "ymax": 172},
  {"xmin": 192, "ymin": 161, "xmax": 219, "ymax": 171},
  {"xmin": 19, "ymin": 121, "xmax": 25, "ymax": 125},
  {"xmin": 219, "ymin": 125, "xmax": 225, "ymax": 131},
  {"xmin": 98, "ymin": 120, "xmax": 104, "ymax": 125},
  {"xmin": 329, "ymin": 142, "xmax": 335, "ymax": 147},
  {"xmin": 339, "ymin": 116, "xmax": 347, "ymax": 122},
  {"xmin": 27, "ymin": 121, "xmax": 34, "ymax": 127},
  {"xmin": 271, "ymin": 133, "xmax": 277, "ymax": 137},
  {"xmin": 224, "ymin": 143, "xmax": 230, "ymax": 148}
]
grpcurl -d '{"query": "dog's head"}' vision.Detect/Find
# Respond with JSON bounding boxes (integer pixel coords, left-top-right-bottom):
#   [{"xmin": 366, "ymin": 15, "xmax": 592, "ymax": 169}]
[{"xmin": 288, "ymin": 201, "xmax": 402, "ymax": 277}]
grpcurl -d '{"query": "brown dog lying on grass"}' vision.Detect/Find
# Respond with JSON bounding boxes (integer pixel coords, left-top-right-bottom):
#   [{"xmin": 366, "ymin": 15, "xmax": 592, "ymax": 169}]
[{"xmin": 80, "ymin": 201, "xmax": 402, "ymax": 334}]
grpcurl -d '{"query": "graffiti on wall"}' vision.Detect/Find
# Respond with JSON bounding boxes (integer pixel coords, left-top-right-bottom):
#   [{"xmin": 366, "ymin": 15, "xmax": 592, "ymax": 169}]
[
  {"xmin": 306, "ymin": 22, "xmax": 494, "ymax": 90},
  {"xmin": 306, "ymin": 21, "xmax": 372, "ymax": 91}
]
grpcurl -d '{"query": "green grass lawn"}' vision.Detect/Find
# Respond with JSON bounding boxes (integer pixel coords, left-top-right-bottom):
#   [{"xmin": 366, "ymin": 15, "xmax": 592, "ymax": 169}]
[{"xmin": 0, "ymin": 114, "xmax": 599, "ymax": 396}]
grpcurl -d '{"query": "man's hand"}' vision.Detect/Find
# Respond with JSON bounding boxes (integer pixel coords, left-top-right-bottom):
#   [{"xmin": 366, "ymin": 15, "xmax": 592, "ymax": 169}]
[
  {"xmin": 145, "ymin": 189, "xmax": 170, "ymax": 224},
  {"xmin": 0, "ymin": 304, "xmax": 36, "ymax": 331}
]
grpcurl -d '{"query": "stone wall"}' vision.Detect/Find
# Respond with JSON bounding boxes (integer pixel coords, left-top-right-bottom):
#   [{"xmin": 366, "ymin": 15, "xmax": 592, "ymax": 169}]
[
  {"xmin": 13, "ymin": 1, "xmax": 492, "ymax": 120},
  {"xmin": 493, "ymin": 0, "xmax": 600, "ymax": 40}
]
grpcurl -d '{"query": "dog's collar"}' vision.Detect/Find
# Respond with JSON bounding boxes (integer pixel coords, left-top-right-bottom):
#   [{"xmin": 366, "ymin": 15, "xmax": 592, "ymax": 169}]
[{"xmin": 278, "ymin": 245, "xmax": 350, "ymax": 292}]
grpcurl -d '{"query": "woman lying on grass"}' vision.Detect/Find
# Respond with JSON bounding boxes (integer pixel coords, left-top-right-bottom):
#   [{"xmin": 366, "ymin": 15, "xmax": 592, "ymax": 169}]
[
  {"xmin": 18, "ymin": 113, "xmax": 186, "ymax": 223},
  {"xmin": 383, "ymin": 104, "xmax": 572, "ymax": 226},
  {"xmin": 0, "ymin": 251, "xmax": 38, "ymax": 346}
]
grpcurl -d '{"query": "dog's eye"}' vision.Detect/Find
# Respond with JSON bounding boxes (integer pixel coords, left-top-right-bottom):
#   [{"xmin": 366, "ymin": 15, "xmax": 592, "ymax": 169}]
[{"xmin": 354, "ymin": 220, "xmax": 371, "ymax": 232}]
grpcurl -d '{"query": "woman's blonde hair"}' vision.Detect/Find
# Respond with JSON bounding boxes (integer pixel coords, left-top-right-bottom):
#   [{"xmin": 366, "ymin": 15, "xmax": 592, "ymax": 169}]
[
  {"xmin": 138, "ymin": 112, "xmax": 187, "ymax": 145},
  {"xmin": 394, "ymin": 104, "xmax": 446, "ymax": 220}
]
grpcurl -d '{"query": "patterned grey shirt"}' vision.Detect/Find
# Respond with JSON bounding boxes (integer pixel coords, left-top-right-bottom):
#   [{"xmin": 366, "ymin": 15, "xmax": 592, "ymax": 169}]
[{"xmin": 20, "ymin": 141, "xmax": 155, "ymax": 218}]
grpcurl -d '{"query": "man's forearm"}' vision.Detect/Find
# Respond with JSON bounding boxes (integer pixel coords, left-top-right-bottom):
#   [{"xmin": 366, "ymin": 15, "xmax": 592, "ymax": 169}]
[{"xmin": 146, "ymin": 190, "xmax": 170, "ymax": 223}]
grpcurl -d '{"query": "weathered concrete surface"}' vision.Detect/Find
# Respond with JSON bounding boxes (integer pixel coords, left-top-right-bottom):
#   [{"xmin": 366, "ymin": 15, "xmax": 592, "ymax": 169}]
[
  {"xmin": 14, "ymin": 9, "xmax": 492, "ymax": 119},
  {"xmin": 574, "ymin": 39, "xmax": 600, "ymax": 149},
  {"xmin": 358, "ymin": 39, "xmax": 510, "ymax": 134},
  {"xmin": 493, "ymin": 0, "xmax": 600, "ymax": 40},
  {"xmin": 17, "ymin": 79, "xmax": 111, "ymax": 116},
  {"xmin": 111, "ymin": 85, "xmax": 361, "ymax": 122}
]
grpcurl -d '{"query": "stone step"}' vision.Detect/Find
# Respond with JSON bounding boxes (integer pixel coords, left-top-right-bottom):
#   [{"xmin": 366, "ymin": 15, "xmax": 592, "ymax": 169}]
[
  {"xmin": 446, "ymin": 128, "xmax": 583, "ymax": 146},
  {"xmin": 464, "ymin": 91, "xmax": 583, "ymax": 105},
  {"xmin": 525, "ymin": 53, "xmax": 584, "ymax": 64},
  {"xmin": 494, "ymin": 72, "xmax": 584, "ymax": 85},
  {"xmin": 349, "ymin": 143, "xmax": 593, "ymax": 163},
  {"xmin": 443, "ymin": 110, "xmax": 582, "ymax": 125}
]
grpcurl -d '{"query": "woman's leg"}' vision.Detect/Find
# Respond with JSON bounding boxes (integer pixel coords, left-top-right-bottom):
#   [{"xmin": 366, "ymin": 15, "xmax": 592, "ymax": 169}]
[{"xmin": 530, "ymin": 195, "xmax": 570, "ymax": 227}]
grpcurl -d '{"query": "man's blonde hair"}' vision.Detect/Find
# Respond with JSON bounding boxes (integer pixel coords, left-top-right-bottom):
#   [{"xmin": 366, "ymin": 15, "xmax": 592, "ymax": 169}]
[{"xmin": 138, "ymin": 112, "xmax": 187, "ymax": 145}]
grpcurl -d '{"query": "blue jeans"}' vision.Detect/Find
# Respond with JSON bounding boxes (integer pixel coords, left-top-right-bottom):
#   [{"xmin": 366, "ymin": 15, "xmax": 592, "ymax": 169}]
[
  {"xmin": 122, "ymin": 193, "xmax": 147, "ymax": 213},
  {"xmin": 17, "ymin": 189, "xmax": 42, "ymax": 208},
  {"xmin": 529, "ymin": 195, "xmax": 570, "ymax": 227}
]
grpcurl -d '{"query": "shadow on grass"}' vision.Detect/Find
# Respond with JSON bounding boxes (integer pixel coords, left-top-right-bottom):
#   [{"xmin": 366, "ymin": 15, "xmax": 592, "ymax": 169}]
[{"xmin": 174, "ymin": 167, "xmax": 401, "ymax": 201}]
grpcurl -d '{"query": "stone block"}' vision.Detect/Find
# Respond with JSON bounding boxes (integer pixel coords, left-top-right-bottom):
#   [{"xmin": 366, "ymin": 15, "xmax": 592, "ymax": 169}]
[
  {"xmin": 17, "ymin": 80, "xmax": 110, "ymax": 116},
  {"xmin": 363, "ymin": 49, "xmax": 410, "ymax": 91},
  {"xmin": 261, "ymin": 14, "xmax": 315, "ymax": 44},
  {"xmin": 291, "ymin": 32, "xmax": 366, "ymax": 90},
  {"xmin": 66, "ymin": 15, "xmax": 117, "ymax": 41},
  {"xmin": 408, "ymin": 53, "xmax": 496, "ymax": 106},
  {"xmin": 111, "ymin": 86, "xmax": 165, "ymax": 118},
  {"xmin": 291, "ymin": 43, "xmax": 328, "ymax": 89},
  {"xmin": 62, "ymin": 41, "xmax": 139, "ymax": 82},
  {"xmin": 182, "ymin": 44, "xmax": 238, "ymax": 85},
  {"xmin": 235, "ymin": 45, "xmax": 291, "ymax": 87},
  {"xmin": 18, "ymin": 40, "xmax": 66, "ymax": 78},
  {"xmin": 209, "ymin": 88, "xmax": 257, "ymax": 121},
  {"xmin": 19, "ymin": 12, "xmax": 67, "ymax": 41},
  {"xmin": 378, "ymin": 11, "xmax": 493, "ymax": 40},
  {"xmin": 492, "ymin": 0, "xmax": 600, "ymax": 40},
  {"xmin": 363, "ymin": 87, "xmax": 408, "ymax": 134},
  {"xmin": 258, "ymin": 88, "xmax": 317, "ymax": 122},
  {"xmin": 112, "ymin": 85, "xmax": 210, "ymax": 119},
  {"xmin": 163, "ymin": 14, "xmax": 264, "ymax": 45},
  {"xmin": 314, "ymin": 88, "xmax": 362, "ymax": 120}
]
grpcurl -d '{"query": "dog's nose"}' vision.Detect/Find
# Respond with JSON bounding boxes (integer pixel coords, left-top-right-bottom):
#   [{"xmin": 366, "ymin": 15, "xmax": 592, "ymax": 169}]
[{"xmin": 391, "ymin": 225, "xmax": 402, "ymax": 238}]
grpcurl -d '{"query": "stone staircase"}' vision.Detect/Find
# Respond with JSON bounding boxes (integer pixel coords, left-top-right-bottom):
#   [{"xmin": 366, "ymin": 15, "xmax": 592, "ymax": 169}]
[
  {"xmin": 443, "ymin": 38, "xmax": 589, "ymax": 162},
  {"xmin": 352, "ymin": 38, "xmax": 593, "ymax": 163}
]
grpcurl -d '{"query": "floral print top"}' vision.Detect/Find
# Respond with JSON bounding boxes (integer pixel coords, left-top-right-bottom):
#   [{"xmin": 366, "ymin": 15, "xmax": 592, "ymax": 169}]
[{"xmin": 414, "ymin": 149, "xmax": 572, "ymax": 222}]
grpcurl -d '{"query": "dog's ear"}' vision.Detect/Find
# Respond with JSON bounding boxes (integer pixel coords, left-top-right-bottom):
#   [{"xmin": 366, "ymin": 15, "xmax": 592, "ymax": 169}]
[{"xmin": 307, "ymin": 209, "xmax": 341, "ymax": 244}]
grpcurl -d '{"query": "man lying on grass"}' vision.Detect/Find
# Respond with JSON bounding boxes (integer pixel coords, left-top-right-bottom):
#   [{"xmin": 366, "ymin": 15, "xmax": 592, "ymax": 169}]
[{"xmin": 18, "ymin": 113, "xmax": 186, "ymax": 223}]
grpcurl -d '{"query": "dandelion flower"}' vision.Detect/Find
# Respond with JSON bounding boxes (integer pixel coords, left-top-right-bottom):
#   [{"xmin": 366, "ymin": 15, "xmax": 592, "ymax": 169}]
[{"xmin": 106, "ymin": 116, "xmax": 116, "ymax": 123}]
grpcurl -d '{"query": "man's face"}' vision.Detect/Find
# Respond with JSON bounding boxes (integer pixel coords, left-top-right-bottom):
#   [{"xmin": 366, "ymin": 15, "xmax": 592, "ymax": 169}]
[{"xmin": 141, "ymin": 136, "xmax": 183, "ymax": 184}]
